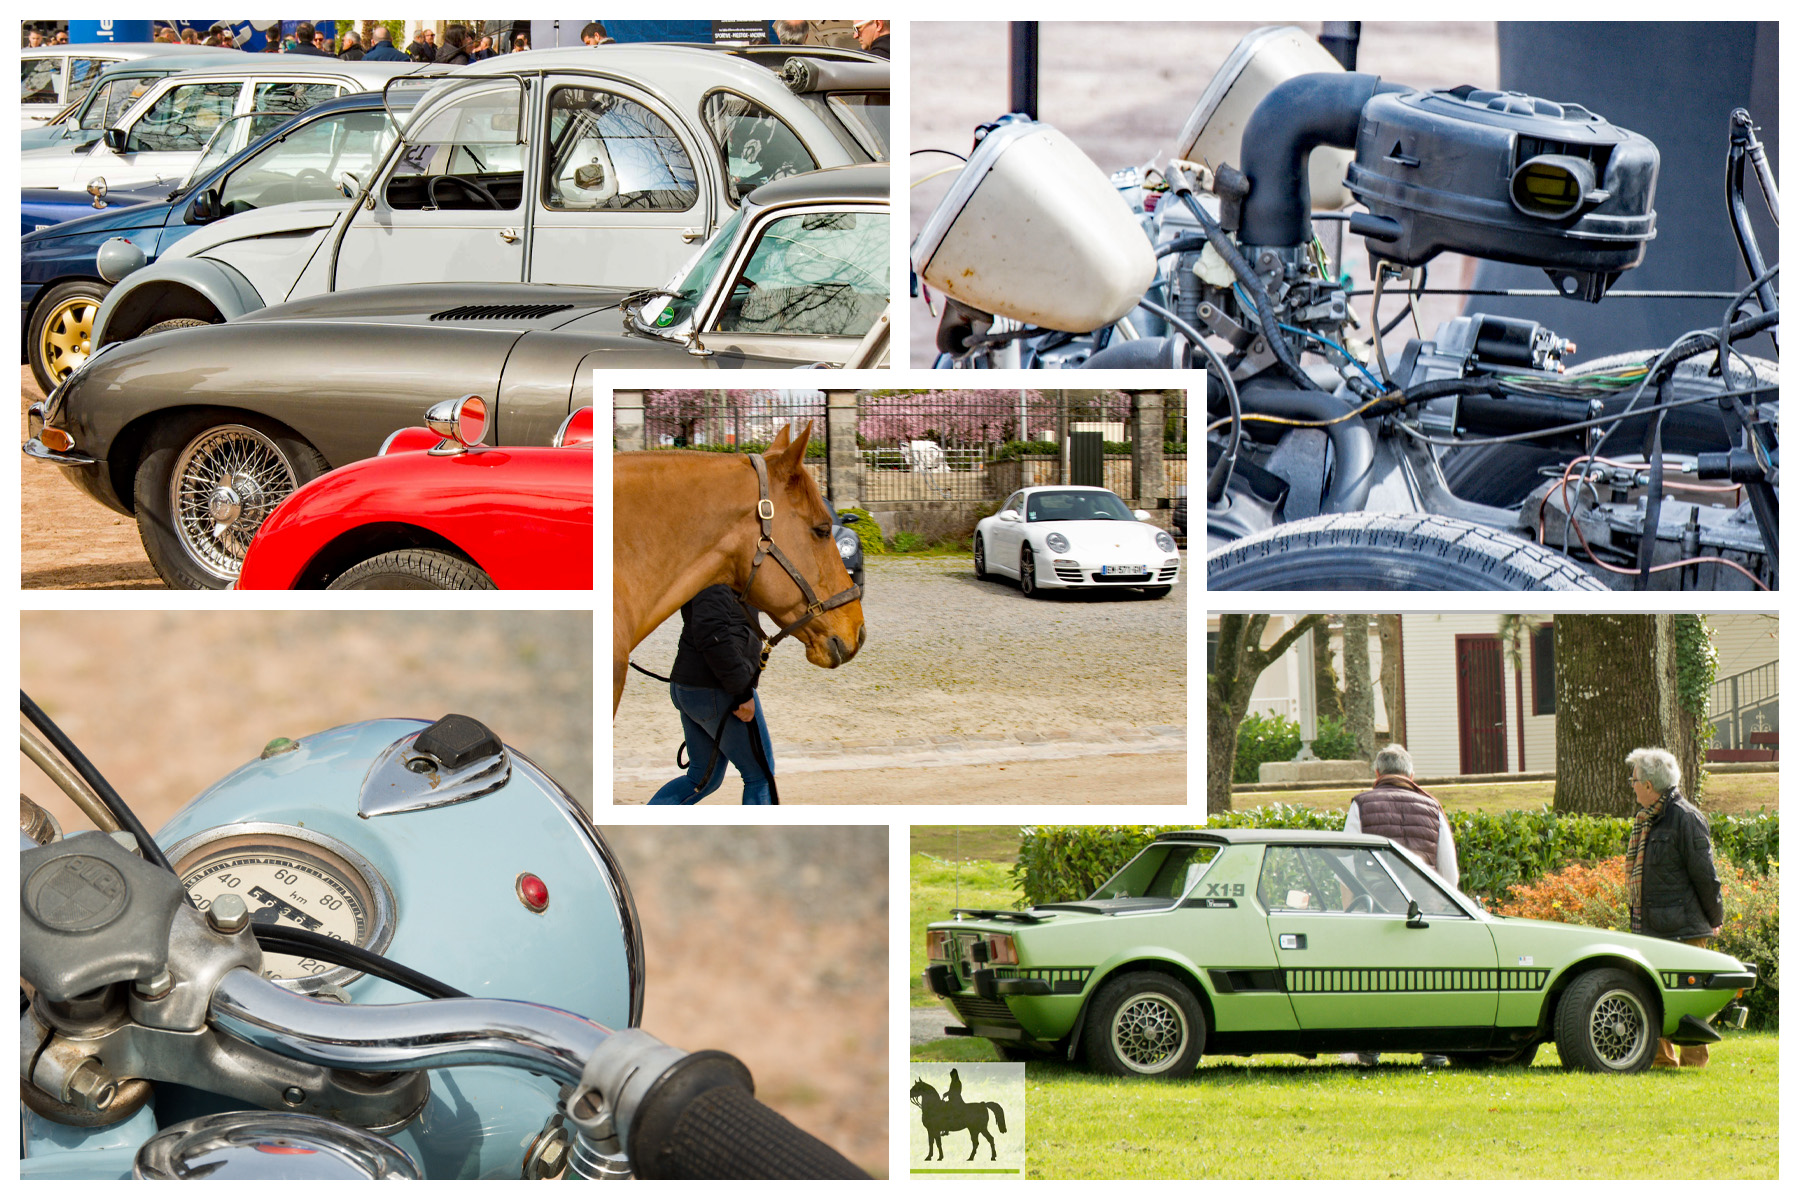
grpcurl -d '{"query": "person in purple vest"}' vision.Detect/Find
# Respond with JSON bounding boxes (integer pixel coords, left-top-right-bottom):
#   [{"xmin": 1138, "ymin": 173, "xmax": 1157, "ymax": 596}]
[{"xmin": 1341, "ymin": 743, "xmax": 1459, "ymax": 1068}]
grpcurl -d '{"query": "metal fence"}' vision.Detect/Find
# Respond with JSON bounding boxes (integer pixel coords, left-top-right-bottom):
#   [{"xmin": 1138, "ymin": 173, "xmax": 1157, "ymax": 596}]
[
  {"xmin": 1709, "ymin": 661, "xmax": 1778, "ymax": 749},
  {"xmin": 640, "ymin": 388, "xmax": 824, "ymax": 450}
]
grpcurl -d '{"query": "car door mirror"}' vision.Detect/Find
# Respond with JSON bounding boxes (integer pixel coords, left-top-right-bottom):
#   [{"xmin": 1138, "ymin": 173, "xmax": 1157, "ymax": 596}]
[
  {"xmin": 102, "ymin": 126, "xmax": 128, "ymax": 153},
  {"xmin": 998, "ymin": 509, "xmax": 1022, "ymax": 523},
  {"xmin": 1134, "ymin": 509, "xmax": 1153, "ymax": 521},
  {"xmin": 189, "ymin": 187, "xmax": 220, "ymax": 223},
  {"xmin": 337, "ymin": 170, "xmax": 360, "ymax": 198},
  {"xmin": 1406, "ymin": 899, "xmax": 1429, "ymax": 929}
]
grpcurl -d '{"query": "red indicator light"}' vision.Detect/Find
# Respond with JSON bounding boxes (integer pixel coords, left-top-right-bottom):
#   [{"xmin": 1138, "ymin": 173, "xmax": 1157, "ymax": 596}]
[
  {"xmin": 517, "ymin": 873, "xmax": 549, "ymax": 913},
  {"xmin": 256, "ymin": 1145, "xmax": 317, "ymax": 1156}
]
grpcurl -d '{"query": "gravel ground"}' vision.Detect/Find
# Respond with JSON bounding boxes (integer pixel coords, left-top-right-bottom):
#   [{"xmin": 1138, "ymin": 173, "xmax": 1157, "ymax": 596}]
[
  {"xmin": 613, "ymin": 555, "xmax": 1187, "ymax": 803},
  {"xmin": 909, "ymin": 21, "xmax": 1499, "ymax": 366}
]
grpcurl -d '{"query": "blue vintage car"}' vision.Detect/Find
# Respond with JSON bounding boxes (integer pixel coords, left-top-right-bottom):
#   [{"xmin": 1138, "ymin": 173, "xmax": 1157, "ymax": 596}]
[
  {"xmin": 21, "ymin": 89, "xmax": 415, "ymax": 392},
  {"xmin": 22, "ymin": 183, "xmax": 166, "ymax": 237}
]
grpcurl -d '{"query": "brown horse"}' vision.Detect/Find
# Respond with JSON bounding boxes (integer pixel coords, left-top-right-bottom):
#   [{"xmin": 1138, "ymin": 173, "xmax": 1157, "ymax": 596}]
[{"xmin": 613, "ymin": 423, "xmax": 866, "ymax": 713}]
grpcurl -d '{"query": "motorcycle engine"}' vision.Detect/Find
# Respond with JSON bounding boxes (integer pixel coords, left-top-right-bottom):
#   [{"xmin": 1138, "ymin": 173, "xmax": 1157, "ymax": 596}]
[{"xmin": 1347, "ymin": 86, "xmax": 1660, "ymax": 300}]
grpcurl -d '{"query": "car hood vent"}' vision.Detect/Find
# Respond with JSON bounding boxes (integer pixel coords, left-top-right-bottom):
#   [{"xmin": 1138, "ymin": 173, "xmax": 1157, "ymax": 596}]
[{"xmin": 429, "ymin": 303, "xmax": 575, "ymax": 321}]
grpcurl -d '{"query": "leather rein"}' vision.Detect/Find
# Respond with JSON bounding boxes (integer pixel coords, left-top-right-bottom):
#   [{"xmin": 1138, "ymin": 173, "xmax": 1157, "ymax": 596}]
[{"xmin": 737, "ymin": 452, "xmax": 862, "ymax": 652}]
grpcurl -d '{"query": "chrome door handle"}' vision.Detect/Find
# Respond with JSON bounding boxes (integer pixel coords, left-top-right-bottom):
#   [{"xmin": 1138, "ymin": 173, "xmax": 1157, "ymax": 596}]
[
  {"xmin": 680, "ymin": 226, "xmax": 703, "ymax": 243},
  {"xmin": 499, "ymin": 227, "xmax": 519, "ymax": 243}
]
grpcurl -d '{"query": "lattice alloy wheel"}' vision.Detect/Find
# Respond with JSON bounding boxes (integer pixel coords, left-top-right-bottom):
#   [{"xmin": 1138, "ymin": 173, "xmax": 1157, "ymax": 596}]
[
  {"xmin": 1586, "ymin": 987, "xmax": 1652, "ymax": 1069},
  {"xmin": 1082, "ymin": 971, "xmax": 1205, "ymax": 1077},
  {"xmin": 170, "ymin": 425, "xmax": 301, "ymax": 581},
  {"xmin": 1553, "ymin": 966, "xmax": 1658, "ymax": 1073},
  {"xmin": 1111, "ymin": 992, "xmax": 1189, "ymax": 1070}
]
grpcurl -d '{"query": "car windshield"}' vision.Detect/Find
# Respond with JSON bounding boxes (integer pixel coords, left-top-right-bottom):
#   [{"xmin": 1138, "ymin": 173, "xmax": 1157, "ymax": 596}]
[
  {"xmin": 635, "ymin": 206, "xmax": 747, "ymax": 332},
  {"xmin": 1090, "ymin": 843, "xmax": 1220, "ymax": 901},
  {"xmin": 179, "ymin": 110, "xmax": 297, "ymax": 191},
  {"xmin": 710, "ymin": 209, "xmax": 888, "ymax": 336},
  {"xmin": 1026, "ymin": 489, "xmax": 1134, "ymax": 522},
  {"xmin": 212, "ymin": 109, "xmax": 399, "ymax": 215}
]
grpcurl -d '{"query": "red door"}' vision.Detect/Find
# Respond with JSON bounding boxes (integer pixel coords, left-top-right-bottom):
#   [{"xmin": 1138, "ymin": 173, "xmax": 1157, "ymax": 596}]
[{"xmin": 1455, "ymin": 635, "xmax": 1506, "ymax": 774}]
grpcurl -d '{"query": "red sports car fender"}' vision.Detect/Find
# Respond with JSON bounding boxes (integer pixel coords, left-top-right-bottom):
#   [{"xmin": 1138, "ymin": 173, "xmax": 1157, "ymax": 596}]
[{"xmin": 237, "ymin": 445, "xmax": 593, "ymax": 589}]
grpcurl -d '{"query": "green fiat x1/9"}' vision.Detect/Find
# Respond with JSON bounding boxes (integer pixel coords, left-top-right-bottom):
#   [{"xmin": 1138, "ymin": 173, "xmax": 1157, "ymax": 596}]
[{"xmin": 923, "ymin": 830, "xmax": 1755, "ymax": 1077}]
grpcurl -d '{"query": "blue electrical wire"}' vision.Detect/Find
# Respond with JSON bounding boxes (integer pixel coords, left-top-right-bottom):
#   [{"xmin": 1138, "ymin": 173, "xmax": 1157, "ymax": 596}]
[{"xmin": 1229, "ymin": 283, "xmax": 1391, "ymax": 392}]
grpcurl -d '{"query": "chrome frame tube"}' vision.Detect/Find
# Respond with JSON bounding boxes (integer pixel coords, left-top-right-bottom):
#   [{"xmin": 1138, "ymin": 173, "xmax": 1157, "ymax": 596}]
[
  {"xmin": 210, "ymin": 969, "xmax": 609, "ymax": 1086},
  {"xmin": 20, "ymin": 725, "xmax": 117, "ymax": 833}
]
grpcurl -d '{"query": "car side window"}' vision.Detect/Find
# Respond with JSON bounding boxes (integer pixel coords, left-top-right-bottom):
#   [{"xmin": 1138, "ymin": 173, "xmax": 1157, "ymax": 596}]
[
  {"xmin": 542, "ymin": 86, "xmax": 698, "ymax": 213},
  {"xmin": 999, "ymin": 492, "xmax": 1022, "ymax": 515},
  {"xmin": 387, "ymin": 85, "xmax": 525, "ymax": 212},
  {"xmin": 66, "ymin": 58, "xmax": 112, "ymax": 107},
  {"xmin": 1375, "ymin": 850, "xmax": 1467, "ymax": 916},
  {"xmin": 126, "ymin": 81, "xmax": 242, "ymax": 153},
  {"xmin": 219, "ymin": 111, "xmax": 398, "ymax": 217},
  {"xmin": 23, "ymin": 58, "xmax": 61, "ymax": 105},
  {"xmin": 251, "ymin": 81, "xmax": 344, "ymax": 119},
  {"xmin": 710, "ymin": 210, "xmax": 888, "ymax": 337},
  {"xmin": 1259, "ymin": 846, "xmax": 1408, "ymax": 914},
  {"xmin": 1258, "ymin": 847, "xmax": 1327, "ymax": 912},
  {"xmin": 700, "ymin": 91, "xmax": 818, "ymax": 205}
]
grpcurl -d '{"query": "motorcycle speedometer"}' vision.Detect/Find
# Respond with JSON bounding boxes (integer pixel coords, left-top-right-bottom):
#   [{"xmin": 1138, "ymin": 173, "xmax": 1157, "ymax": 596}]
[{"xmin": 168, "ymin": 823, "xmax": 394, "ymax": 993}]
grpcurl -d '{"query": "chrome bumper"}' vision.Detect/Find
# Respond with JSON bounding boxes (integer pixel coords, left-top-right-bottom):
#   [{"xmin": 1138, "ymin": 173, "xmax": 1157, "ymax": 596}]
[{"xmin": 22, "ymin": 401, "xmax": 98, "ymax": 466}]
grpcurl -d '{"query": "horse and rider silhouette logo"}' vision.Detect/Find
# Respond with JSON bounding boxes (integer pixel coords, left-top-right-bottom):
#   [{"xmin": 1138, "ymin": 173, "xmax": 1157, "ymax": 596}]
[{"xmin": 910, "ymin": 1068, "xmax": 1009, "ymax": 1161}]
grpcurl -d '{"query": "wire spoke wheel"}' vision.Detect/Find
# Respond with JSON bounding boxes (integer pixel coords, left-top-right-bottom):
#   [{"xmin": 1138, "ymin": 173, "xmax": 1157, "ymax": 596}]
[
  {"xmin": 1110, "ymin": 993, "xmax": 1189, "ymax": 1071},
  {"xmin": 1587, "ymin": 988, "xmax": 1649, "ymax": 1069},
  {"xmin": 171, "ymin": 425, "xmax": 299, "ymax": 580}
]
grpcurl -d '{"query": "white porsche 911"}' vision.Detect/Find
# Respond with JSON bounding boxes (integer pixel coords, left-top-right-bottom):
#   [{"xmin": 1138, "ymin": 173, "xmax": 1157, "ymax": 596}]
[{"xmin": 974, "ymin": 486, "xmax": 1180, "ymax": 598}]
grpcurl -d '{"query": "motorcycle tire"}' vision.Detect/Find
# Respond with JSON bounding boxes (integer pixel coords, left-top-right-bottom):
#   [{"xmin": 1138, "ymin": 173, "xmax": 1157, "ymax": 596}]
[
  {"xmin": 28, "ymin": 279, "xmax": 110, "ymax": 394},
  {"xmin": 134, "ymin": 410, "xmax": 329, "ymax": 590},
  {"xmin": 1206, "ymin": 512, "xmax": 1607, "ymax": 591},
  {"xmin": 328, "ymin": 549, "xmax": 498, "ymax": 590},
  {"xmin": 1440, "ymin": 351, "xmax": 1778, "ymax": 507}
]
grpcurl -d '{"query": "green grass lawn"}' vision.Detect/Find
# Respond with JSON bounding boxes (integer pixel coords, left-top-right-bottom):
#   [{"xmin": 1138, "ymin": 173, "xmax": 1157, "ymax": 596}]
[
  {"xmin": 909, "ymin": 851, "xmax": 1020, "ymax": 1006},
  {"xmin": 1232, "ymin": 772, "xmax": 1777, "ymax": 815},
  {"xmin": 909, "ymin": 1032, "xmax": 1779, "ymax": 1178}
]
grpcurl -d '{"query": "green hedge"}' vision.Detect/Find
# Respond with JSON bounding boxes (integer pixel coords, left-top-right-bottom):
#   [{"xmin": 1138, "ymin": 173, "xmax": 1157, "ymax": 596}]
[
  {"xmin": 1233, "ymin": 712, "xmax": 1360, "ymax": 783},
  {"xmin": 1012, "ymin": 809, "xmax": 1777, "ymax": 907}
]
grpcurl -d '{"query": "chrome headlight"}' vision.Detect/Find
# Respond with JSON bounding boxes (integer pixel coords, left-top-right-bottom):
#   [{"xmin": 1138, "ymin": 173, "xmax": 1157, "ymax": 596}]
[
  {"xmin": 833, "ymin": 526, "xmax": 859, "ymax": 559},
  {"xmin": 1155, "ymin": 531, "xmax": 1177, "ymax": 553},
  {"xmin": 1045, "ymin": 532, "xmax": 1071, "ymax": 554}
]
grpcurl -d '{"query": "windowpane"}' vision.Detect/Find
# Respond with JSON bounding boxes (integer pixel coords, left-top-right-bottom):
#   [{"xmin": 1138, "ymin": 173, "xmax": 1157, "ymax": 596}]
[
  {"xmin": 66, "ymin": 59, "xmax": 111, "ymax": 106},
  {"xmin": 1532, "ymin": 624, "xmax": 1556, "ymax": 715},
  {"xmin": 543, "ymin": 87, "xmax": 697, "ymax": 212},
  {"xmin": 23, "ymin": 59, "xmax": 61, "ymax": 105},
  {"xmin": 712, "ymin": 210, "xmax": 888, "ymax": 336},
  {"xmin": 128, "ymin": 82, "xmax": 241, "ymax": 153},
  {"xmin": 251, "ymin": 81, "xmax": 343, "ymax": 118},
  {"xmin": 387, "ymin": 86, "xmax": 524, "ymax": 212},
  {"xmin": 701, "ymin": 92, "xmax": 817, "ymax": 205},
  {"xmin": 220, "ymin": 111, "xmax": 398, "ymax": 216},
  {"xmin": 1376, "ymin": 850, "xmax": 1465, "ymax": 915}
]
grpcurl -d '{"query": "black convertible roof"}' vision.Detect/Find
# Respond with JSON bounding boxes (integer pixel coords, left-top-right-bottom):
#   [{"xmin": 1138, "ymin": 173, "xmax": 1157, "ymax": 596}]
[{"xmin": 1155, "ymin": 828, "xmax": 1391, "ymax": 847}]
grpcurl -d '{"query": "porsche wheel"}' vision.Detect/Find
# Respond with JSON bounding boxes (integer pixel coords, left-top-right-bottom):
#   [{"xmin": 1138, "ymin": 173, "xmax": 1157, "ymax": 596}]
[
  {"xmin": 973, "ymin": 534, "xmax": 989, "ymax": 581},
  {"xmin": 28, "ymin": 279, "xmax": 109, "ymax": 393},
  {"xmin": 1554, "ymin": 968, "xmax": 1659, "ymax": 1073},
  {"xmin": 1019, "ymin": 544, "xmax": 1044, "ymax": 598},
  {"xmin": 328, "ymin": 550, "xmax": 497, "ymax": 591},
  {"xmin": 1082, "ymin": 972, "xmax": 1204, "ymax": 1078},
  {"xmin": 135, "ymin": 412, "xmax": 328, "ymax": 589}
]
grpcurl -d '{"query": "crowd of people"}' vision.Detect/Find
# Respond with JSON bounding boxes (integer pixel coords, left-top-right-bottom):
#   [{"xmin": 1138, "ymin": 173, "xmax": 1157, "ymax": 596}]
[{"xmin": 23, "ymin": 20, "xmax": 888, "ymax": 59}]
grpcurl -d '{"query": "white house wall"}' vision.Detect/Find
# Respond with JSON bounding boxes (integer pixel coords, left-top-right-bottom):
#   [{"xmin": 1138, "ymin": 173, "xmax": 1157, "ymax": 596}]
[{"xmin": 1395, "ymin": 614, "xmax": 1553, "ymax": 777}]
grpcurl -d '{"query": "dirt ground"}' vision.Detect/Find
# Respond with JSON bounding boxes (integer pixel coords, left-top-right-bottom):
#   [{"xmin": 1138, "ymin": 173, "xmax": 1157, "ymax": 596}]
[
  {"xmin": 20, "ymin": 366, "xmax": 163, "ymax": 588},
  {"xmin": 745, "ymin": 751, "xmax": 1187, "ymax": 804},
  {"xmin": 909, "ymin": 21, "xmax": 1499, "ymax": 366}
]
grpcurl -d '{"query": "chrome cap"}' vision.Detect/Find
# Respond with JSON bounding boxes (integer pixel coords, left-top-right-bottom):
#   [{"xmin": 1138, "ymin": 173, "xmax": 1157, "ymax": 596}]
[{"xmin": 134, "ymin": 1112, "xmax": 421, "ymax": 1179}]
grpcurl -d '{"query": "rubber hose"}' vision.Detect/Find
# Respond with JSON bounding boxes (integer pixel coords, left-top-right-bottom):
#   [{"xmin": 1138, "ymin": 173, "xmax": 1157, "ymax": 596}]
[
  {"xmin": 1238, "ymin": 386, "xmax": 1376, "ymax": 513},
  {"xmin": 1236, "ymin": 72, "xmax": 1403, "ymax": 248},
  {"xmin": 1079, "ymin": 337, "xmax": 1183, "ymax": 369}
]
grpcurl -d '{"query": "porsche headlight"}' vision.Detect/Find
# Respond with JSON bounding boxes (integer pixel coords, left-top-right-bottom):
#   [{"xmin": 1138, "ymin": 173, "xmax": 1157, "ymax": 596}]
[
  {"xmin": 833, "ymin": 526, "xmax": 859, "ymax": 559},
  {"xmin": 1045, "ymin": 532, "xmax": 1070, "ymax": 554},
  {"xmin": 1155, "ymin": 531, "xmax": 1177, "ymax": 553}
]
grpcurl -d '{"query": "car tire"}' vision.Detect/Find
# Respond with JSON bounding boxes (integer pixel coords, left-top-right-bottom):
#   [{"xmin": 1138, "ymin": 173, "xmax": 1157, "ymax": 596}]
[
  {"xmin": 134, "ymin": 412, "xmax": 329, "ymax": 590},
  {"xmin": 28, "ymin": 279, "xmax": 110, "ymax": 393},
  {"xmin": 973, "ymin": 534, "xmax": 989, "ymax": 581},
  {"xmin": 1207, "ymin": 512, "xmax": 1607, "ymax": 591},
  {"xmin": 1553, "ymin": 968, "xmax": 1660, "ymax": 1073},
  {"xmin": 1081, "ymin": 972, "xmax": 1205, "ymax": 1078},
  {"xmin": 141, "ymin": 316, "xmax": 218, "ymax": 338},
  {"xmin": 327, "ymin": 549, "xmax": 498, "ymax": 591},
  {"xmin": 1445, "ymin": 1043, "xmax": 1539, "ymax": 1070},
  {"xmin": 1019, "ymin": 544, "xmax": 1044, "ymax": 598}
]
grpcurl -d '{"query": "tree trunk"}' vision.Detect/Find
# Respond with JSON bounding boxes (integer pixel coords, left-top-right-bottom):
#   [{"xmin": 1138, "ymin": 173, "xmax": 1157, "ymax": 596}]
[
  {"xmin": 1377, "ymin": 615, "xmax": 1405, "ymax": 746},
  {"xmin": 1313, "ymin": 624, "xmax": 1343, "ymax": 723},
  {"xmin": 1553, "ymin": 614, "xmax": 1703, "ymax": 814},
  {"xmin": 1207, "ymin": 614, "xmax": 1330, "ymax": 813},
  {"xmin": 1341, "ymin": 614, "xmax": 1376, "ymax": 761}
]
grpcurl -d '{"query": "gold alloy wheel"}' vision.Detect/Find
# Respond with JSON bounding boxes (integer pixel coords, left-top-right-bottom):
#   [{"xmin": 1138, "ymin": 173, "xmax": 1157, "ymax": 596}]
[{"xmin": 39, "ymin": 294, "xmax": 99, "ymax": 382}]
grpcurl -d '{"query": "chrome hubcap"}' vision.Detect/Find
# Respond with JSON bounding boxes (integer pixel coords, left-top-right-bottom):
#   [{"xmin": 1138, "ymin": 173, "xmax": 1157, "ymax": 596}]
[
  {"xmin": 1589, "ymin": 989, "xmax": 1648, "ymax": 1068},
  {"xmin": 1112, "ymin": 994, "xmax": 1187, "ymax": 1070},
  {"xmin": 172, "ymin": 426, "xmax": 298, "ymax": 581}
]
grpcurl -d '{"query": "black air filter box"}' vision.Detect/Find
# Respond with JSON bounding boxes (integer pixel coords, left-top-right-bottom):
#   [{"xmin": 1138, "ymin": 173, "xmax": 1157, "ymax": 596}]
[{"xmin": 1346, "ymin": 86, "xmax": 1659, "ymax": 300}]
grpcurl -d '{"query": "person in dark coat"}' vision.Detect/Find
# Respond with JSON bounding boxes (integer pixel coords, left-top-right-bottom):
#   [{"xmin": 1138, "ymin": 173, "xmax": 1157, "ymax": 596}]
[
  {"xmin": 288, "ymin": 22, "xmax": 331, "ymax": 57},
  {"xmin": 435, "ymin": 24, "xmax": 471, "ymax": 66},
  {"xmin": 647, "ymin": 584, "xmax": 775, "ymax": 805},
  {"xmin": 362, "ymin": 26, "xmax": 409, "ymax": 62},
  {"xmin": 406, "ymin": 29, "xmax": 434, "ymax": 62},
  {"xmin": 337, "ymin": 30, "xmax": 364, "ymax": 61},
  {"xmin": 1625, "ymin": 746, "xmax": 1724, "ymax": 1067},
  {"xmin": 853, "ymin": 19, "xmax": 890, "ymax": 59}
]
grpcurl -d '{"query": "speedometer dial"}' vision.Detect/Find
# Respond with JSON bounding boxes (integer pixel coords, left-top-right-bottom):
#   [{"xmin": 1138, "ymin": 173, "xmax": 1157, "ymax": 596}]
[{"xmin": 168, "ymin": 824, "xmax": 394, "ymax": 991}]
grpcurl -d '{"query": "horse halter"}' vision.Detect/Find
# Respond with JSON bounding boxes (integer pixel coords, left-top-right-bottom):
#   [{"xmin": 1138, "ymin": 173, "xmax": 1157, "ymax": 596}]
[{"xmin": 736, "ymin": 452, "xmax": 862, "ymax": 651}]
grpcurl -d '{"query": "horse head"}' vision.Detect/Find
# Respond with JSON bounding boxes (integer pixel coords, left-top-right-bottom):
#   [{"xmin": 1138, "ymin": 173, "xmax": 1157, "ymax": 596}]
[
  {"xmin": 909, "ymin": 1078, "xmax": 937, "ymax": 1106},
  {"xmin": 744, "ymin": 422, "xmax": 866, "ymax": 669}
]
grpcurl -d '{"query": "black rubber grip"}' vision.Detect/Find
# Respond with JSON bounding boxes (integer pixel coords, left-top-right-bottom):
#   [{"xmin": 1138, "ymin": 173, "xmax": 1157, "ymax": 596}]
[{"xmin": 628, "ymin": 1053, "xmax": 868, "ymax": 1179}]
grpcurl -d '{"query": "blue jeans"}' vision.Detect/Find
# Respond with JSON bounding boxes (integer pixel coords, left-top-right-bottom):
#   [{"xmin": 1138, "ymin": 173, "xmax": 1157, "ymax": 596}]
[{"xmin": 647, "ymin": 684, "xmax": 774, "ymax": 805}]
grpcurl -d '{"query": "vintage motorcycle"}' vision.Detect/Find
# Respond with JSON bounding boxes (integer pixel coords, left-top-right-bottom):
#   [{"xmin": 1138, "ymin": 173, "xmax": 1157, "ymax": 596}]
[
  {"xmin": 913, "ymin": 27, "xmax": 1778, "ymax": 590},
  {"xmin": 20, "ymin": 693, "xmax": 868, "ymax": 1179}
]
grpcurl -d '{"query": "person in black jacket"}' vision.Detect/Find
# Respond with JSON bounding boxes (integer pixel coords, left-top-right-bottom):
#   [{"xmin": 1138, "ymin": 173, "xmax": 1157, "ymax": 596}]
[
  {"xmin": 648, "ymin": 584, "xmax": 775, "ymax": 805},
  {"xmin": 1624, "ymin": 746, "xmax": 1723, "ymax": 1068}
]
